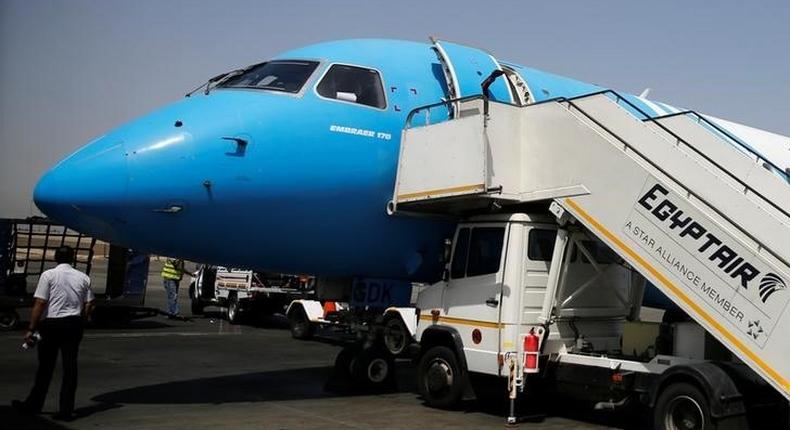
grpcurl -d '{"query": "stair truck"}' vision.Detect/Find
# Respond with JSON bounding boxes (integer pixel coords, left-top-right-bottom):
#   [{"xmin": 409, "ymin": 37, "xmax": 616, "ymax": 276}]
[
  {"xmin": 391, "ymin": 85, "xmax": 790, "ymax": 428},
  {"xmin": 289, "ymin": 41, "xmax": 790, "ymax": 428},
  {"xmin": 288, "ymin": 88, "xmax": 790, "ymax": 428}
]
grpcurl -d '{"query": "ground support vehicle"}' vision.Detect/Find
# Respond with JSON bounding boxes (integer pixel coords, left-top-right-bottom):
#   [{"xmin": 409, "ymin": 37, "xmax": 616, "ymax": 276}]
[
  {"xmin": 191, "ymin": 266, "xmax": 313, "ymax": 323},
  {"xmin": 0, "ymin": 218, "xmax": 97, "ymax": 330},
  {"xmin": 290, "ymin": 85, "xmax": 790, "ymax": 428},
  {"xmin": 385, "ymin": 84, "xmax": 790, "ymax": 429}
]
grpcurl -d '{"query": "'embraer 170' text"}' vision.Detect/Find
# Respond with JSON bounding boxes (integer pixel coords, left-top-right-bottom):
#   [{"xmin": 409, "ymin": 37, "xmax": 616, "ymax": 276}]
[{"xmin": 329, "ymin": 125, "xmax": 392, "ymax": 140}]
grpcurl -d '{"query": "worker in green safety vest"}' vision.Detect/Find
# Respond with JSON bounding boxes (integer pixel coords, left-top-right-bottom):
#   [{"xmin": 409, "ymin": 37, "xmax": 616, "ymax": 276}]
[{"xmin": 161, "ymin": 258, "xmax": 191, "ymax": 318}]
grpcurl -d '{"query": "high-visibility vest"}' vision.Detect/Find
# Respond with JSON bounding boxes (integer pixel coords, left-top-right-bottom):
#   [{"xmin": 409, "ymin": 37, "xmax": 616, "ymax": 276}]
[{"xmin": 161, "ymin": 259, "xmax": 184, "ymax": 281}]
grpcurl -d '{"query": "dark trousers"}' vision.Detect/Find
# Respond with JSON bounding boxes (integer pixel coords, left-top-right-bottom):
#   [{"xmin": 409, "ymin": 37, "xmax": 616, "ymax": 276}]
[{"xmin": 25, "ymin": 316, "xmax": 84, "ymax": 414}]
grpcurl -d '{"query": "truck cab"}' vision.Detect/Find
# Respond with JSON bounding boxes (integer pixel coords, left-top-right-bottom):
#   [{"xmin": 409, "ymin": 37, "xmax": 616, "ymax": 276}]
[{"xmin": 415, "ymin": 212, "xmax": 636, "ymax": 378}]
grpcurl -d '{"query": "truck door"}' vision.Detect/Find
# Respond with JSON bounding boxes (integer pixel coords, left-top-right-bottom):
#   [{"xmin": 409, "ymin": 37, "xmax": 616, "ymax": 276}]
[
  {"xmin": 432, "ymin": 39, "xmax": 514, "ymax": 106},
  {"xmin": 201, "ymin": 265, "xmax": 216, "ymax": 299},
  {"xmin": 442, "ymin": 223, "xmax": 508, "ymax": 374}
]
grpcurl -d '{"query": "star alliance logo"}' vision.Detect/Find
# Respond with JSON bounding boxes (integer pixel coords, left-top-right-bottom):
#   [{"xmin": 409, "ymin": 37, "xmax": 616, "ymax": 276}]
[
  {"xmin": 758, "ymin": 273, "xmax": 786, "ymax": 303},
  {"xmin": 747, "ymin": 320, "xmax": 764, "ymax": 340}
]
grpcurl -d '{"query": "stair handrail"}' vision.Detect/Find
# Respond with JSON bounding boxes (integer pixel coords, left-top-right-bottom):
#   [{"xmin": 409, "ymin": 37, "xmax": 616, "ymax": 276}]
[
  {"xmin": 559, "ymin": 92, "xmax": 789, "ymax": 269},
  {"xmin": 564, "ymin": 90, "xmax": 789, "ymax": 222},
  {"xmin": 401, "ymin": 91, "xmax": 789, "ymax": 267},
  {"xmin": 646, "ymin": 110, "xmax": 789, "ymax": 183}
]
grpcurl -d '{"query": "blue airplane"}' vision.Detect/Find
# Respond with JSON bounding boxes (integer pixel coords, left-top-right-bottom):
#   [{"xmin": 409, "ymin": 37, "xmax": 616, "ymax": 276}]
[{"xmin": 33, "ymin": 38, "xmax": 790, "ymax": 284}]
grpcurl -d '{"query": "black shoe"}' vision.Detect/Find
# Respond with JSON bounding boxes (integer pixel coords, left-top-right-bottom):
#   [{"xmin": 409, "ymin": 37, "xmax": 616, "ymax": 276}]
[
  {"xmin": 53, "ymin": 412, "xmax": 76, "ymax": 422},
  {"xmin": 11, "ymin": 400, "xmax": 37, "ymax": 415}
]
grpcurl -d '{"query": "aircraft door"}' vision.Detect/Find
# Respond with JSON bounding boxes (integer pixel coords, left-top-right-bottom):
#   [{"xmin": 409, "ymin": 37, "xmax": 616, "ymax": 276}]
[
  {"xmin": 431, "ymin": 38, "xmax": 514, "ymax": 111},
  {"xmin": 442, "ymin": 224, "xmax": 508, "ymax": 375}
]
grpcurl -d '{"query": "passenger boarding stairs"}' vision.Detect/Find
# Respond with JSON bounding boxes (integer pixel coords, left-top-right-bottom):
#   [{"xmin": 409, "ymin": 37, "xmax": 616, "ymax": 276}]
[{"xmin": 391, "ymin": 91, "xmax": 790, "ymax": 399}]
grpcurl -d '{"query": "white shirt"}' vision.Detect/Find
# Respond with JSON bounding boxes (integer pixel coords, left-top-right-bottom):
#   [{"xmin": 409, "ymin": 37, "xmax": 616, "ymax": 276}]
[{"xmin": 34, "ymin": 263, "xmax": 94, "ymax": 319}]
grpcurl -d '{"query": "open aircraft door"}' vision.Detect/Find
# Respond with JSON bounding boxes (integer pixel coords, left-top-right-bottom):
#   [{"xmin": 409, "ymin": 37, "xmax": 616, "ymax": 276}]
[
  {"xmin": 431, "ymin": 38, "xmax": 514, "ymax": 109},
  {"xmin": 393, "ymin": 39, "xmax": 517, "ymax": 207}
]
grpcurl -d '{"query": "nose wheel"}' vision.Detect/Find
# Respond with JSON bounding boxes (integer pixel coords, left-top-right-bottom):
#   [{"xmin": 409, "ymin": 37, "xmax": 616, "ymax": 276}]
[
  {"xmin": 352, "ymin": 346, "xmax": 396, "ymax": 390},
  {"xmin": 334, "ymin": 345, "xmax": 396, "ymax": 391}
]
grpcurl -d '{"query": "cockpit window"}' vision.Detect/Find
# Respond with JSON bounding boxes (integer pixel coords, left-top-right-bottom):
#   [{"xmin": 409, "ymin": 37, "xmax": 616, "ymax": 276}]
[
  {"xmin": 219, "ymin": 60, "xmax": 319, "ymax": 93},
  {"xmin": 316, "ymin": 64, "xmax": 386, "ymax": 109}
]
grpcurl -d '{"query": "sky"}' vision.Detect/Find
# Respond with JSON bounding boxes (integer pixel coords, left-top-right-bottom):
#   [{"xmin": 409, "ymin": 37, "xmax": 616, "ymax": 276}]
[{"xmin": 1, "ymin": 0, "xmax": 789, "ymax": 218}]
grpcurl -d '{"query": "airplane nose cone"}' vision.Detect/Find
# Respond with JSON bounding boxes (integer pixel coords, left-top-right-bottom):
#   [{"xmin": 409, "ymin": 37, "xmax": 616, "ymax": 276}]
[{"xmin": 34, "ymin": 137, "xmax": 129, "ymax": 240}]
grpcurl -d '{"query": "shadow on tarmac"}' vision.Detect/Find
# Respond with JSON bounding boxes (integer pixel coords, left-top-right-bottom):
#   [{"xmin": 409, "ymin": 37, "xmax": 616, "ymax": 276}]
[
  {"xmin": 91, "ymin": 366, "xmax": 380, "ymax": 405},
  {"xmin": 0, "ymin": 402, "xmax": 124, "ymax": 427},
  {"xmin": 0, "ymin": 405, "xmax": 79, "ymax": 429},
  {"xmin": 194, "ymin": 311, "xmax": 292, "ymax": 330},
  {"xmin": 88, "ymin": 319, "xmax": 175, "ymax": 330},
  {"xmin": 87, "ymin": 361, "xmax": 637, "ymax": 429}
]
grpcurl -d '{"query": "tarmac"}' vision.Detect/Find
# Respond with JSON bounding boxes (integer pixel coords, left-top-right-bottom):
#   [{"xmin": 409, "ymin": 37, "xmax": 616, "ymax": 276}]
[{"xmin": 0, "ymin": 265, "xmax": 630, "ymax": 430}]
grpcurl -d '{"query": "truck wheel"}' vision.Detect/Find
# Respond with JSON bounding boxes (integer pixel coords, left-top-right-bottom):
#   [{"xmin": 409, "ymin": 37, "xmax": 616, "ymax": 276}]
[
  {"xmin": 287, "ymin": 305, "xmax": 314, "ymax": 340},
  {"xmin": 654, "ymin": 382, "xmax": 714, "ymax": 430},
  {"xmin": 383, "ymin": 316, "xmax": 410, "ymax": 356},
  {"xmin": 189, "ymin": 284, "xmax": 204, "ymax": 316},
  {"xmin": 352, "ymin": 346, "xmax": 395, "ymax": 390},
  {"xmin": 226, "ymin": 292, "xmax": 241, "ymax": 324},
  {"xmin": 417, "ymin": 345, "xmax": 465, "ymax": 408},
  {"xmin": 0, "ymin": 309, "xmax": 20, "ymax": 331}
]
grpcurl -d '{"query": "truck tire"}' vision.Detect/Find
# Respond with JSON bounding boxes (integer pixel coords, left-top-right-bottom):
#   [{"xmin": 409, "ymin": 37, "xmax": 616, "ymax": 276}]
[
  {"xmin": 189, "ymin": 283, "xmax": 204, "ymax": 316},
  {"xmin": 383, "ymin": 315, "xmax": 410, "ymax": 356},
  {"xmin": 287, "ymin": 305, "xmax": 314, "ymax": 340},
  {"xmin": 653, "ymin": 382, "xmax": 715, "ymax": 430},
  {"xmin": 226, "ymin": 292, "xmax": 241, "ymax": 324},
  {"xmin": 0, "ymin": 308, "xmax": 19, "ymax": 331},
  {"xmin": 351, "ymin": 346, "xmax": 396, "ymax": 390},
  {"xmin": 417, "ymin": 345, "xmax": 465, "ymax": 409}
]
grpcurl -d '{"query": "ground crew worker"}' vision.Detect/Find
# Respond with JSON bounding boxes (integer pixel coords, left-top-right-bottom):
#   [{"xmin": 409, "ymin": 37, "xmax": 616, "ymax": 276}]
[
  {"xmin": 13, "ymin": 245, "xmax": 94, "ymax": 421},
  {"xmin": 161, "ymin": 257, "xmax": 189, "ymax": 318}
]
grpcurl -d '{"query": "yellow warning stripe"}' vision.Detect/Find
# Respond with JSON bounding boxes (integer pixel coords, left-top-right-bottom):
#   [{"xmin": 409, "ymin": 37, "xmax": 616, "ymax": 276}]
[
  {"xmin": 397, "ymin": 183, "xmax": 486, "ymax": 201},
  {"xmin": 419, "ymin": 314, "xmax": 503, "ymax": 329},
  {"xmin": 564, "ymin": 197, "xmax": 790, "ymax": 392}
]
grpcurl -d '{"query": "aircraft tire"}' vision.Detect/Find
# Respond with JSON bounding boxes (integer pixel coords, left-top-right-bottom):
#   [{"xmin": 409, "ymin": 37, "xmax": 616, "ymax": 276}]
[
  {"xmin": 351, "ymin": 346, "xmax": 395, "ymax": 390},
  {"xmin": 333, "ymin": 345, "xmax": 358, "ymax": 379}
]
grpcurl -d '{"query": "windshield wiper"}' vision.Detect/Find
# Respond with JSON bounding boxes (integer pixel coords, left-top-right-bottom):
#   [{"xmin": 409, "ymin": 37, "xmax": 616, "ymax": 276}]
[{"xmin": 184, "ymin": 69, "xmax": 244, "ymax": 98}]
